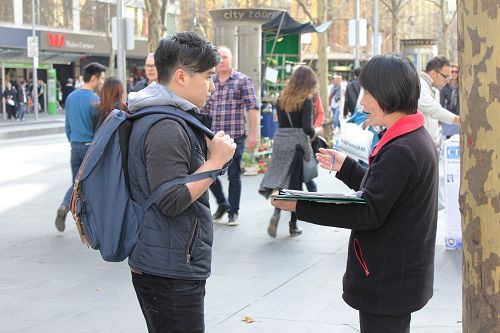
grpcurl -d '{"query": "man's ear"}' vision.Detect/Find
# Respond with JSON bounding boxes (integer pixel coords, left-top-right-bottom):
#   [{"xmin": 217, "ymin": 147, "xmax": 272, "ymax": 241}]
[{"xmin": 173, "ymin": 68, "xmax": 187, "ymax": 87}]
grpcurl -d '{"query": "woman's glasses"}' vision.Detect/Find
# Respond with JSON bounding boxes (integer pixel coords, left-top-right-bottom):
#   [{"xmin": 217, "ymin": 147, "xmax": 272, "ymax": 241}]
[{"xmin": 451, "ymin": 70, "xmax": 459, "ymax": 74}]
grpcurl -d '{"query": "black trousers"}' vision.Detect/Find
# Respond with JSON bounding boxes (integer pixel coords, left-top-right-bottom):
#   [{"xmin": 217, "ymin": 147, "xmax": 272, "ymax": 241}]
[
  {"xmin": 359, "ymin": 311, "xmax": 411, "ymax": 333},
  {"xmin": 132, "ymin": 271, "xmax": 206, "ymax": 333}
]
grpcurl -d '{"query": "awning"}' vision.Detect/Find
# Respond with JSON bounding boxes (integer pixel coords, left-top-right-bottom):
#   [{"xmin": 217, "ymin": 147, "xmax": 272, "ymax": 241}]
[
  {"xmin": 262, "ymin": 11, "xmax": 331, "ymax": 35},
  {"xmin": 0, "ymin": 49, "xmax": 84, "ymax": 65}
]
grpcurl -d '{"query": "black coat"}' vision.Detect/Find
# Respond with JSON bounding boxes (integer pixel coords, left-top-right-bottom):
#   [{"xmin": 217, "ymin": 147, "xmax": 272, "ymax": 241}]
[
  {"xmin": 343, "ymin": 78, "xmax": 360, "ymax": 117},
  {"xmin": 297, "ymin": 126, "xmax": 438, "ymax": 315}
]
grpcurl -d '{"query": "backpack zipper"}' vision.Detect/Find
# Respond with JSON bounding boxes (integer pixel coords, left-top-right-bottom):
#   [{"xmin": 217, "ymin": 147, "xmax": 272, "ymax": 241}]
[
  {"xmin": 353, "ymin": 238, "xmax": 370, "ymax": 277},
  {"xmin": 186, "ymin": 218, "xmax": 200, "ymax": 264}
]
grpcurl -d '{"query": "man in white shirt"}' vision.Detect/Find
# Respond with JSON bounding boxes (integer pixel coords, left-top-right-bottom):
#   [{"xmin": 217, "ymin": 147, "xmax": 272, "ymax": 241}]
[
  {"xmin": 418, "ymin": 56, "xmax": 460, "ymax": 210},
  {"xmin": 418, "ymin": 56, "xmax": 460, "ymax": 146}
]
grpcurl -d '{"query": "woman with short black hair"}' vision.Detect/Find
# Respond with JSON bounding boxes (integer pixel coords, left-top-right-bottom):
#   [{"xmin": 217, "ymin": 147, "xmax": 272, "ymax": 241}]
[{"xmin": 272, "ymin": 54, "xmax": 438, "ymax": 333}]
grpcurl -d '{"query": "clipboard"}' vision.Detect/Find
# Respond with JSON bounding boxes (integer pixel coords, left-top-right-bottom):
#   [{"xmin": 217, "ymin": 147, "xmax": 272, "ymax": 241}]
[{"xmin": 270, "ymin": 189, "xmax": 366, "ymax": 204}]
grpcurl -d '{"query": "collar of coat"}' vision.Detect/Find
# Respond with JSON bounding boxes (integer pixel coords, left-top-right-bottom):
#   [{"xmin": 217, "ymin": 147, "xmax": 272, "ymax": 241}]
[{"xmin": 368, "ymin": 111, "xmax": 424, "ymax": 164}]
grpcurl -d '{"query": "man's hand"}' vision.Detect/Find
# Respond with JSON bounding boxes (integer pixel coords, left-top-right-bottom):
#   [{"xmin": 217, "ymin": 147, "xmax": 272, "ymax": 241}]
[
  {"xmin": 207, "ymin": 131, "xmax": 236, "ymax": 168},
  {"xmin": 246, "ymin": 132, "xmax": 258, "ymax": 152},
  {"xmin": 453, "ymin": 115, "xmax": 460, "ymax": 125}
]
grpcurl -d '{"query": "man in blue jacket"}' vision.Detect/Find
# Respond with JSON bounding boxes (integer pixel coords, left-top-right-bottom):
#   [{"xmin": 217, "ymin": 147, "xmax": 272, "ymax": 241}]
[{"xmin": 54, "ymin": 62, "xmax": 106, "ymax": 232}]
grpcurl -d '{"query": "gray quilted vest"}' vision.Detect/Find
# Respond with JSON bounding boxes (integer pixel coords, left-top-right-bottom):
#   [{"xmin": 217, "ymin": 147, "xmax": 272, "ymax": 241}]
[{"xmin": 127, "ymin": 111, "xmax": 214, "ymax": 280}]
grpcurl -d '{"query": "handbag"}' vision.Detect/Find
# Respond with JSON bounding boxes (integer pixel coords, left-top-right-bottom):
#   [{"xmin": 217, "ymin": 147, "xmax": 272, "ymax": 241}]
[
  {"xmin": 338, "ymin": 123, "xmax": 374, "ymax": 164},
  {"xmin": 285, "ymin": 112, "xmax": 318, "ymax": 182},
  {"xmin": 302, "ymin": 150, "xmax": 318, "ymax": 183}
]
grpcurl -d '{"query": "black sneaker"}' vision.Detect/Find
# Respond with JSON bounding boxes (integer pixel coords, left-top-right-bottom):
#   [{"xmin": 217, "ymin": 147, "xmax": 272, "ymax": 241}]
[
  {"xmin": 55, "ymin": 205, "xmax": 68, "ymax": 232},
  {"xmin": 227, "ymin": 213, "xmax": 239, "ymax": 226},
  {"xmin": 212, "ymin": 205, "xmax": 228, "ymax": 221}
]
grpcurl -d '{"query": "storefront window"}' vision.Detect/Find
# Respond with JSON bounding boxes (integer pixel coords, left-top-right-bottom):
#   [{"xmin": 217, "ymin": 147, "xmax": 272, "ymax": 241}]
[
  {"xmin": 0, "ymin": 0, "xmax": 14, "ymax": 23},
  {"xmin": 23, "ymin": 0, "xmax": 72, "ymax": 28},
  {"xmin": 80, "ymin": 0, "xmax": 116, "ymax": 33}
]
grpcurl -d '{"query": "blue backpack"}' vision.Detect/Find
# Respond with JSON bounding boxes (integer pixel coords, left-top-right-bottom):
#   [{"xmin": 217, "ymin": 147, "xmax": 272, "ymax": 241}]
[{"xmin": 69, "ymin": 106, "xmax": 225, "ymax": 262}]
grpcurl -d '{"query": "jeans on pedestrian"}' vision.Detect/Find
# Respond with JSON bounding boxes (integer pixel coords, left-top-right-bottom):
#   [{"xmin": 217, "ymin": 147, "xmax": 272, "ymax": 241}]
[
  {"xmin": 209, "ymin": 135, "xmax": 245, "ymax": 214},
  {"xmin": 16, "ymin": 103, "xmax": 26, "ymax": 121},
  {"xmin": 132, "ymin": 271, "xmax": 205, "ymax": 333},
  {"xmin": 359, "ymin": 311, "xmax": 411, "ymax": 333},
  {"xmin": 332, "ymin": 106, "xmax": 341, "ymax": 131},
  {"xmin": 62, "ymin": 142, "xmax": 90, "ymax": 208}
]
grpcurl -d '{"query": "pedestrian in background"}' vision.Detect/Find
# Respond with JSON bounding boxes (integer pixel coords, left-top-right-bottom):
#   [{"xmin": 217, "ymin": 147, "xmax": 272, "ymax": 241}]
[
  {"xmin": 259, "ymin": 65, "xmax": 317, "ymax": 238},
  {"xmin": 439, "ymin": 64, "xmax": 460, "ymax": 138},
  {"xmin": 202, "ymin": 45, "xmax": 259, "ymax": 226},
  {"xmin": 37, "ymin": 79, "xmax": 45, "ymax": 113},
  {"xmin": 343, "ymin": 67, "xmax": 361, "ymax": 118},
  {"xmin": 54, "ymin": 62, "xmax": 106, "ymax": 232},
  {"xmin": 16, "ymin": 79, "xmax": 28, "ymax": 121},
  {"xmin": 2, "ymin": 81, "xmax": 17, "ymax": 120},
  {"xmin": 131, "ymin": 53, "xmax": 158, "ymax": 92},
  {"xmin": 126, "ymin": 32, "xmax": 235, "ymax": 333},
  {"xmin": 418, "ymin": 56, "xmax": 460, "ymax": 211},
  {"xmin": 61, "ymin": 78, "xmax": 75, "ymax": 108},
  {"xmin": 329, "ymin": 74, "xmax": 342, "ymax": 133},
  {"xmin": 93, "ymin": 77, "xmax": 127, "ymax": 131},
  {"xmin": 273, "ymin": 54, "xmax": 438, "ymax": 333}
]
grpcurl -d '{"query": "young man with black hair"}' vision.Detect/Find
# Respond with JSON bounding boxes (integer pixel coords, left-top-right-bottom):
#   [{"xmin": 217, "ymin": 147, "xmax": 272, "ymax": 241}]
[
  {"xmin": 55, "ymin": 62, "xmax": 106, "ymax": 232},
  {"xmin": 126, "ymin": 32, "xmax": 236, "ymax": 333}
]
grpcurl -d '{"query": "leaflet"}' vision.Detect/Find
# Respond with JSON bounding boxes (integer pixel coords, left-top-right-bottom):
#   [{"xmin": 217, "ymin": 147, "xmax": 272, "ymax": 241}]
[{"xmin": 270, "ymin": 189, "xmax": 366, "ymax": 204}]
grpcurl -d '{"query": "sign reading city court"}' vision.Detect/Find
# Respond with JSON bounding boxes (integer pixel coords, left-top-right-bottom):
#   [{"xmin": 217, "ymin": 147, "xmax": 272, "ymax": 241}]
[
  {"xmin": 210, "ymin": 9, "xmax": 282, "ymax": 23},
  {"xmin": 39, "ymin": 31, "xmax": 147, "ymax": 57}
]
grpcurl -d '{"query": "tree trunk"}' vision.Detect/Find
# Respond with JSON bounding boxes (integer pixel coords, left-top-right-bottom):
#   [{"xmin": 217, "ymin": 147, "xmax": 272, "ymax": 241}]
[
  {"xmin": 145, "ymin": 0, "xmax": 163, "ymax": 52},
  {"xmin": 391, "ymin": 11, "xmax": 399, "ymax": 52},
  {"xmin": 458, "ymin": 1, "xmax": 500, "ymax": 332}
]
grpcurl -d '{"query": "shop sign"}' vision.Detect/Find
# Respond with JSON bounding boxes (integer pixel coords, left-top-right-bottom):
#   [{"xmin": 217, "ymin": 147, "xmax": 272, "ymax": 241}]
[
  {"xmin": 210, "ymin": 9, "xmax": 282, "ymax": 23},
  {"xmin": 40, "ymin": 30, "xmax": 147, "ymax": 58},
  {"xmin": 3, "ymin": 62, "xmax": 50, "ymax": 69}
]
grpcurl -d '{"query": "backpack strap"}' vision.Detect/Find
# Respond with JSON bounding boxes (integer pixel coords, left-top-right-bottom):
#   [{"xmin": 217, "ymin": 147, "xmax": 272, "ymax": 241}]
[{"xmin": 142, "ymin": 169, "xmax": 225, "ymax": 210}]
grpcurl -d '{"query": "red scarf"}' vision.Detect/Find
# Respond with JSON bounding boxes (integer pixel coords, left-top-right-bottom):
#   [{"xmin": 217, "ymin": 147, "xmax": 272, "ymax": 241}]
[{"xmin": 369, "ymin": 111, "xmax": 424, "ymax": 165}]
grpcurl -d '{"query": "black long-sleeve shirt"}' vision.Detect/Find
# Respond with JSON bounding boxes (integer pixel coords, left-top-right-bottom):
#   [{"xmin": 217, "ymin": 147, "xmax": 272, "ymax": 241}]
[{"xmin": 276, "ymin": 97, "xmax": 315, "ymax": 139}]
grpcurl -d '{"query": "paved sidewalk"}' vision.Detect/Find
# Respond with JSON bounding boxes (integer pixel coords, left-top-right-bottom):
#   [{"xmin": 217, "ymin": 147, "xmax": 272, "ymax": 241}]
[
  {"xmin": 0, "ymin": 134, "xmax": 463, "ymax": 333},
  {"xmin": 0, "ymin": 112, "xmax": 65, "ymax": 139}
]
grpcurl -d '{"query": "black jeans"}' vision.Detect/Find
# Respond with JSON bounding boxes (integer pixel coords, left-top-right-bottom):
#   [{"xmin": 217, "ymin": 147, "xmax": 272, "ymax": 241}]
[
  {"xmin": 132, "ymin": 271, "xmax": 206, "ymax": 333},
  {"xmin": 359, "ymin": 311, "xmax": 411, "ymax": 333},
  {"xmin": 210, "ymin": 135, "xmax": 245, "ymax": 214}
]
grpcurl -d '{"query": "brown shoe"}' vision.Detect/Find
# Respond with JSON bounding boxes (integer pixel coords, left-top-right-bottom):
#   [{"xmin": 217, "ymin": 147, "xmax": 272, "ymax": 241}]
[{"xmin": 55, "ymin": 205, "xmax": 68, "ymax": 232}]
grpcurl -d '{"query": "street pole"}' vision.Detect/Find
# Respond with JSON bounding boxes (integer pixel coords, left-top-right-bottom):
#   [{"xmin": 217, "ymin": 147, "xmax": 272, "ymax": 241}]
[
  {"xmin": 116, "ymin": 0, "xmax": 127, "ymax": 88},
  {"xmin": 373, "ymin": 0, "xmax": 379, "ymax": 56},
  {"xmin": 354, "ymin": 0, "xmax": 360, "ymax": 68},
  {"xmin": 32, "ymin": 0, "xmax": 39, "ymax": 120}
]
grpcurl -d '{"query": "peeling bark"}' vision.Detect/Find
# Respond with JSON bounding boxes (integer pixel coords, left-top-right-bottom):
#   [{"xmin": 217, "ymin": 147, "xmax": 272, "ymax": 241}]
[{"xmin": 458, "ymin": 0, "xmax": 500, "ymax": 332}]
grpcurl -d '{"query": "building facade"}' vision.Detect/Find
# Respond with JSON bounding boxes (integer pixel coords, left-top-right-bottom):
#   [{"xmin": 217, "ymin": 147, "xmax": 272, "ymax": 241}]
[{"xmin": 0, "ymin": 0, "xmax": 179, "ymax": 90}]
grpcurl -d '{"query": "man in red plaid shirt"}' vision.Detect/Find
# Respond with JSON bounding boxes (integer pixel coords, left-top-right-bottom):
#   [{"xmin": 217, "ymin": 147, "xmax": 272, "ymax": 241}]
[{"xmin": 202, "ymin": 46, "xmax": 259, "ymax": 226}]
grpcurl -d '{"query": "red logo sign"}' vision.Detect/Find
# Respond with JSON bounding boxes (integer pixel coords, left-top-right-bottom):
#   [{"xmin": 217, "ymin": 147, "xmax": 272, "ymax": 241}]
[{"xmin": 48, "ymin": 33, "xmax": 65, "ymax": 47}]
